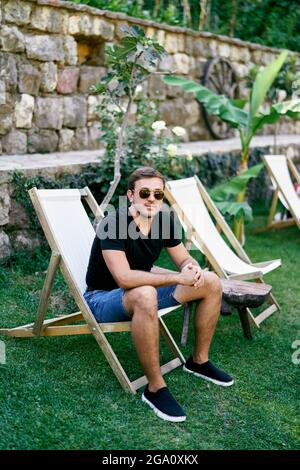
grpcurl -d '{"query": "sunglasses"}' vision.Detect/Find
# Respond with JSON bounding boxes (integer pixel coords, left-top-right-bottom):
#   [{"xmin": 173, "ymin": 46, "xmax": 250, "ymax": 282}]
[{"xmin": 132, "ymin": 188, "xmax": 164, "ymax": 200}]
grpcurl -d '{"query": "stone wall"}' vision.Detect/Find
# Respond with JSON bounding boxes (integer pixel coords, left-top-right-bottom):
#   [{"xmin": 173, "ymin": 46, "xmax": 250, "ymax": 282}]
[
  {"xmin": 1, "ymin": 0, "xmax": 300, "ymax": 156},
  {"xmin": 1, "ymin": 139, "xmax": 300, "ymax": 262}
]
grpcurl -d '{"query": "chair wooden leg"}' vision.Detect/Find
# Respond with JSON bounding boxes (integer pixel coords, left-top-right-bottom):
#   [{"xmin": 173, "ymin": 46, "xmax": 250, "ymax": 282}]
[
  {"xmin": 237, "ymin": 307, "xmax": 253, "ymax": 340},
  {"xmin": 180, "ymin": 303, "xmax": 193, "ymax": 346},
  {"xmin": 33, "ymin": 252, "xmax": 61, "ymax": 336},
  {"xmin": 159, "ymin": 317, "xmax": 185, "ymax": 363}
]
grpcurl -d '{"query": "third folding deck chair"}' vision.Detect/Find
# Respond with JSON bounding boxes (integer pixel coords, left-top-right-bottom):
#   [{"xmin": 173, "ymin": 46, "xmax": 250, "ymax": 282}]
[
  {"xmin": 0, "ymin": 187, "xmax": 185, "ymax": 394},
  {"xmin": 165, "ymin": 176, "xmax": 281, "ymax": 328},
  {"xmin": 262, "ymin": 154, "xmax": 300, "ymax": 232}
]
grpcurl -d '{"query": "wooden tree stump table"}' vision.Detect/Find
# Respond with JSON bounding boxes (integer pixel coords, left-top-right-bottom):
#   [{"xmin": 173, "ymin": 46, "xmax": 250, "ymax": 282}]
[{"xmin": 181, "ymin": 279, "xmax": 272, "ymax": 345}]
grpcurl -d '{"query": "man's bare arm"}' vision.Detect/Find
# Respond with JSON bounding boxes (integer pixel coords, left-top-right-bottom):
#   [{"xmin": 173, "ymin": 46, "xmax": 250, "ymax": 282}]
[
  {"xmin": 166, "ymin": 243, "xmax": 200, "ymax": 271},
  {"xmin": 151, "ymin": 265, "xmax": 177, "ymax": 274},
  {"xmin": 102, "ymin": 250, "xmax": 196, "ymax": 290}
]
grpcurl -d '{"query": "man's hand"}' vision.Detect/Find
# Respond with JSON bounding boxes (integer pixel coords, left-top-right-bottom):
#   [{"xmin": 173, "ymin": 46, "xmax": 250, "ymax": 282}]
[{"xmin": 179, "ymin": 263, "xmax": 204, "ymax": 288}]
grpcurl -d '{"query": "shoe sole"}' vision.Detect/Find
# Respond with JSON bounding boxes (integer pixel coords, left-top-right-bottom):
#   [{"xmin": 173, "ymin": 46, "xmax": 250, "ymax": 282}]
[
  {"xmin": 183, "ymin": 365, "xmax": 234, "ymax": 387},
  {"xmin": 142, "ymin": 394, "xmax": 186, "ymax": 422}
]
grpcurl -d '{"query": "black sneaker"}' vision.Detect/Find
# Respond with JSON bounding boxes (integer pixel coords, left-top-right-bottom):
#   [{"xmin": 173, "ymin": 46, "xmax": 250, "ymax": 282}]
[
  {"xmin": 142, "ymin": 386, "xmax": 186, "ymax": 422},
  {"xmin": 183, "ymin": 355, "xmax": 234, "ymax": 387}
]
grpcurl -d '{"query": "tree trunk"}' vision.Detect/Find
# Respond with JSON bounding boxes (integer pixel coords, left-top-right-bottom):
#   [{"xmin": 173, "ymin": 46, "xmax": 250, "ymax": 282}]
[
  {"xmin": 233, "ymin": 151, "xmax": 249, "ymax": 244},
  {"xmin": 199, "ymin": 0, "xmax": 209, "ymax": 30},
  {"xmin": 228, "ymin": 0, "xmax": 238, "ymax": 37},
  {"xmin": 182, "ymin": 0, "xmax": 192, "ymax": 27},
  {"xmin": 154, "ymin": 0, "xmax": 160, "ymax": 17}
]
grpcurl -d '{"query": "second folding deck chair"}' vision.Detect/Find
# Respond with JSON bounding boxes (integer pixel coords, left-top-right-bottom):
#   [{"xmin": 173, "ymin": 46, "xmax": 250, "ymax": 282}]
[
  {"xmin": 165, "ymin": 176, "xmax": 281, "ymax": 328},
  {"xmin": 262, "ymin": 154, "xmax": 300, "ymax": 232},
  {"xmin": 0, "ymin": 187, "xmax": 185, "ymax": 394}
]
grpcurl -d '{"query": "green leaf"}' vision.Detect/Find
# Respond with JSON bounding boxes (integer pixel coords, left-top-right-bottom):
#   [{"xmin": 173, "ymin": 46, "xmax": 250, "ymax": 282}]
[
  {"xmin": 272, "ymin": 98, "xmax": 300, "ymax": 115},
  {"xmin": 251, "ymin": 98, "xmax": 300, "ymax": 135},
  {"xmin": 215, "ymin": 201, "xmax": 253, "ymax": 223},
  {"xmin": 120, "ymin": 25, "xmax": 145, "ymax": 38},
  {"xmin": 248, "ymin": 51, "xmax": 288, "ymax": 131},
  {"xmin": 230, "ymin": 99, "xmax": 247, "ymax": 109},
  {"xmin": 210, "ymin": 163, "xmax": 264, "ymax": 201},
  {"xmin": 163, "ymin": 75, "xmax": 248, "ymax": 128}
]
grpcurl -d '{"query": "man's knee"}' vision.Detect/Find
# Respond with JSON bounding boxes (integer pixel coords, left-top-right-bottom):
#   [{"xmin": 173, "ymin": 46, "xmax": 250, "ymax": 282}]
[
  {"xmin": 204, "ymin": 272, "xmax": 222, "ymax": 298},
  {"xmin": 125, "ymin": 285, "xmax": 158, "ymax": 314}
]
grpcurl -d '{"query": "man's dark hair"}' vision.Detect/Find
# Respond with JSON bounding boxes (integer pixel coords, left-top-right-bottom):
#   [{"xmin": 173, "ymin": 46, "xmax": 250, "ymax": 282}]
[{"xmin": 127, "ymin": 167, "xmax": 165, "ymax": 191}]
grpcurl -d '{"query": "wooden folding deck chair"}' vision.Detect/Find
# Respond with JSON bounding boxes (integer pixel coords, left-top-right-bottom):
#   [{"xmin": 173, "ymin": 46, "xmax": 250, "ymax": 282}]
[
  {"xmin": 0, "ymin": 187, "xmax": 185, "ymax": 394},
  {"xmin": 262, "ymin": 154, "xmax": 300, "ymax": 232},
  {"xmin": 165, "ymin": 176, "xmax": 281, "ymax": 328}
]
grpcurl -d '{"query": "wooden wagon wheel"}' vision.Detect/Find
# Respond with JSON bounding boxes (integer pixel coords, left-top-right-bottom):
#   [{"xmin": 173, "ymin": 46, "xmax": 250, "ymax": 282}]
[{"xmin": 202, "ymin": 56, "xmax": 239, "ymax": 140}]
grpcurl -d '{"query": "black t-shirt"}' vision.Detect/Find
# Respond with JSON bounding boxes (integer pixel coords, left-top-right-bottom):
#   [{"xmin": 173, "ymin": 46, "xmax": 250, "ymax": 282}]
[{"xmin": 85, "ymin": 206, "xmax": 182, "ymax": 291}]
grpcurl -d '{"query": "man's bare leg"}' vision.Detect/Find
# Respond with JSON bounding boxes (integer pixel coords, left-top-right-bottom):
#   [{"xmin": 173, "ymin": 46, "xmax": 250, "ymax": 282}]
[
  {"xmin": 173, "ymin": 271, "xmax": 222, "ymax": 363},
  {"xmin": 123, "ymin": 285, "xmax": 165, "ymax": 392}
]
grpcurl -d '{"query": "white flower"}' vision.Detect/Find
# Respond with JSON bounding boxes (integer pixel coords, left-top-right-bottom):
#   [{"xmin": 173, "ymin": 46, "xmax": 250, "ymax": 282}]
[
  {"xmin": 135, "ymin": 85, "xmax": 143, "ymax": 96},
  {"xmin": 167, "ymin": 144, "xmax": 177, "ymax": 157},
  {"xmin": 107, "ymin": 103, "xmax": 120, "ymax": 113},
  {"xmin": 172, "ymin": 126, "xmax": 186, "ymax": 137},
  {"xmin": 151, "ymin": 120, "xmax": 167, "ymax": 132},
  {"xmin": 277, "ymin": 89, "xmax": 287, "ymax": 102},
  {"xmin": 185, "ymin": 151, "xmax": 193, "ymax": 161},
  {"xmin": 108, "ymin": 78, "xmax": 119, "ymax": 92}
]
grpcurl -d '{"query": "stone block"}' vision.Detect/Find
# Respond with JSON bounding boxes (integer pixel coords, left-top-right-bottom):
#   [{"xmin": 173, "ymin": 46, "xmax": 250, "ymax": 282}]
[
  {"xmin": 15, "ymin": 94, "xmax": 35, "ymax": 129},
  {"xmin": 73, "ymin": 127, "xmax": 89, "ymax": 150},
  {"xmin": 68, "ymin": 15, "xmax": 81, "ymax": 35},
  {"xmin": 148, "ymin": 75, "xmax": 167, "ymax": 100},
  {"xmin": 115, "ymin": 22, "xmax": 130, "ymax": 39},
  {"xmin": 92, "ymin": 18, "xmax": 114, "ymax": 40},
  {"xmin": 4, "ymin": 1, "xmax": 31, "ymax": 25},
  {"xmin": 39, "ymin": 62, "xmax": 57, "ymax": 93},
  {"xmin": 0, "ymin": 104, "xmax": 13, "ymax": 135},
  {"xmin": 193, "ymin": 38, "xmax": 211, "ymax": 58},
  {"xmin": 57, "ymin": 68, "xmax": 80, "ymax": 94},
  {"xmin": 79, "ymin": 66, "xmax": 106, "ymax": 93},
  {"xmin": 35, "ymin": 97, "xmax": 63, "ymax": 130},
  {"xmin": 0, "ymin": 81, "xmax": 5, "ymax": 105},
  {"xmin": 31, "ymin": 6, "xmax": 69, "ymax": 34},
  {"xmin": 87, "ymin": 95, "xmax": 103, "ymax": 120},
  {"xmin": 11, "ymin": 230, "xmax": 40, "ymax": 252},
  {"xmin": 63, "ymin": 97, "xmax": 87, "ymax": 128},
  {"xmin": 0, "ymin": 186, "xmax": 10, "ymax": 226},
  {"xmin": 185, "ymin": 36, "xmax": 194, "ymax": 55},
  {"xmin": 79, "ymin": 14, "xmax": 93, "ymax": 36},
  {"xmin": 184, "ymin": 100, "xmax": 201, "ymax": 126},
  {"xmin": 8, "ymin": 200, "xmax": 30, "ymax": 229},
  {"xmin": 18, "ymin": 63, "xmax": 41, "ymax": 95},
  {"xmin": 0, "ymin": 26, "xmax": 25, "ymax": 53},
  {"xmin": 2, "ymin": 130, "xmax": 27, "ymax": 154},
  {"xmin": 218, "ymin": 42, "xmax": 231, "ymax": 59},
  {"xmin": 164, "ymin": 34, "xmax": 179, "ymax": 54},
  {"xmin": 159, "ymin": 97, "xmax": 190, "ymax": 126},
  {"xmin": 158, "ymin": 54, "xmax": 175, "ymax": 73},
  {"xmin": 25, "ymin": 35, "xmax": 65, "ymax": 62},
  {"xmin": 88, "ymin": 124, "xmax": 102, "ymax": 149},
  {"xmin": 0, "ymin": 54, "xmax": 17, "ymax": 91},
  {"xmin": 58, "ymin": 129, "xmax": 74, "ymax": 152},
  {"xmin": 27, "ymin": 130, "xmax": 58, "ymax": 153},
  {"xmin": 173, "ymin": 53, "xmax": 190, "ymax": 74},
  {"xmin": 64, "ymin": 36, "xmax": 78, "ymax": 66},
  {"xmin": 0, "ymin": 230, "xmax": 12, "ymax": 260}
]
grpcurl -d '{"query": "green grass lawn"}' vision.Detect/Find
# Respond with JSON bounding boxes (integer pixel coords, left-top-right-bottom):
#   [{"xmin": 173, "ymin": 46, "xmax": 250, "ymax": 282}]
[{"xmin": 0, "ymin": 219, "xmax": 299, "ymax": 450}]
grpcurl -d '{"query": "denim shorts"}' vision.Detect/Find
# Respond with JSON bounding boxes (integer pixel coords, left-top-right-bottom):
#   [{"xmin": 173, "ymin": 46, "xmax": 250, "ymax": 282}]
[{"xmin": 83, "ymin": 285, "xmax": 181, "ymax": 323}]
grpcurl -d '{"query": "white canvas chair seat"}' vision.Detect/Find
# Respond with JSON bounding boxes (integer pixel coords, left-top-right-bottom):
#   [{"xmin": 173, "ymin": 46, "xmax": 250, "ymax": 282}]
[
  {"xmin": 0, "ymin": 187, "xmax": 185, "ymax": 394},
  {"xmin": 165, "ymin": 176, "xmax": 280, "ymax": 327},
  {"xmin": 263, "ymin": 155, "xmax": 300, "ymax": 231}
]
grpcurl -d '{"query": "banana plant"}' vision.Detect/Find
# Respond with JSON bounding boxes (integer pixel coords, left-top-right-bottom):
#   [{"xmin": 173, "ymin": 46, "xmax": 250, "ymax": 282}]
[
  {"xmin": 209, "ymin": 163, "xmax": 264, "ymax": 225},
  {"xmin": 163, "ymin": 51, "xmax": 300, "ymax": 240}
]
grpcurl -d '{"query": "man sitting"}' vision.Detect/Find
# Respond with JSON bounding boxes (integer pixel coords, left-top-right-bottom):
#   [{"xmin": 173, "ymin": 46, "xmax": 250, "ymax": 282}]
[{"xmin": 84, "ymin": 167, "xmax": 233, "ymax": 422}]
